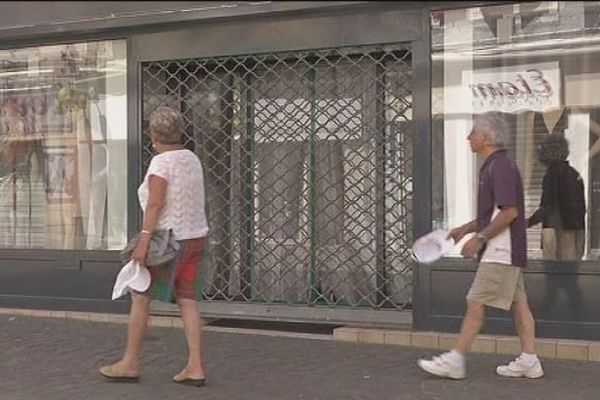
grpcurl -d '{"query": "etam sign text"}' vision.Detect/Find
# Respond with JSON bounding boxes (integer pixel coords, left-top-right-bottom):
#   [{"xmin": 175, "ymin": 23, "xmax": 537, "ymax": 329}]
[{"xmin": 461, "ymin": 62, "xmax": 560, "ymax": 113}]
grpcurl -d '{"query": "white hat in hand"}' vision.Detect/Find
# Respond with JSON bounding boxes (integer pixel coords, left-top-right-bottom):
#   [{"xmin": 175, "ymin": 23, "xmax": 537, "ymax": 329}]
[
  {"xmin": 111, "ymin": 260, "xmax": 151, "ymax": 300},
  {"xmin": 411, "ymin": 229, "xmax": 455, "ymax": 265}
]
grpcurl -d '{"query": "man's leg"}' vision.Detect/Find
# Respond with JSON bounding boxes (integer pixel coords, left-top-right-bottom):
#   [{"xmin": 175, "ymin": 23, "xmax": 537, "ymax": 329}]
[
  {"xmin": 496, "ymin": 297, "xmax": 544, "ymax": 378},
  {"xmin": 418, "ymin": 263, "xmax": 515, "ymax": 379},
  {"xmin": 417, "ymin": 300, "xmax": 484, "ymax": 379},
  {"xmin": 455, "ymin": 299, "xmax": 486, "ymax": 354},
  {"xmin": 513, "ymin": 298, "xmax": 535, "ymax": 354}
]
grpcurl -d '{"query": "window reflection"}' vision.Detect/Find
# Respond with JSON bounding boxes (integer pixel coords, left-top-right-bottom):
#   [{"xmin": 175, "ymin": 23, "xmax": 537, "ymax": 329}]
[
  {"xmin": 432, "ymin": 2, "xmax": 600, "ymax": 261},
  {"xmin": 0, "ymin": 40, "xmax": 127, "ymax": 250},
  {"xmin": 527, "ymin": 133, "xmax": 586, "ymax": 260}
]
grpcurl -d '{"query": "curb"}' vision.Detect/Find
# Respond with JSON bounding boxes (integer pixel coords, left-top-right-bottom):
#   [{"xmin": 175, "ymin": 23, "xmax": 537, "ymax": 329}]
[
  {"xmin": 0, "ymin": 307, "xmax": 331, "ymax": 341},
  {"xmin": 333, "ymin": 327, "xmax": 600, "ymax": 362},
  {"xmin": 3, "ymin": 307, "xmax": 598, "ymax": 362}
]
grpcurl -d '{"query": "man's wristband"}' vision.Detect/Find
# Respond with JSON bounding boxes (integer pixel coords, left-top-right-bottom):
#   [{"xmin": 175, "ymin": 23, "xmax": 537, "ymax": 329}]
[{"xmin": 140, "ymin": 229, "xmax": 152, "ymax": 236}]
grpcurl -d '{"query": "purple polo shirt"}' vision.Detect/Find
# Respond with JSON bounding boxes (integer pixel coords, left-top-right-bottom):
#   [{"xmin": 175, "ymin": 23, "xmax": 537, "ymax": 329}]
[{"xmin": 477, "ymin": 149, "xmax": 527, "ymax": 268}]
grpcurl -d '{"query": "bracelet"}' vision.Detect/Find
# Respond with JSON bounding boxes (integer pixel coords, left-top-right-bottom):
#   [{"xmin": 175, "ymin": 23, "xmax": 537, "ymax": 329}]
[
  {"xmin": 140, "ymin": 229, "xmax": 152, "ymax": 235},
  {"xmin": 475, "ymin": 233, "xmax": 487, "ymax": 244}
]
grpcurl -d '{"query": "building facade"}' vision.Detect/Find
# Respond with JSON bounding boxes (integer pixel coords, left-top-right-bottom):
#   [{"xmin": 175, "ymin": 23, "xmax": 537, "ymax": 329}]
[{"xmin": 0, "ymin": 1, "xmax": 598, "ymax": 340}]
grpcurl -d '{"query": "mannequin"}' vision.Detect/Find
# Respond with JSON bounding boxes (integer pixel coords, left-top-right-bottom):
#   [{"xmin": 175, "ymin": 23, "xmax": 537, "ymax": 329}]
[
  {"xmin": 85, "ymin": 86, "xmax": 107, "ymax": 249},
  {"xmin": 523, "ymin": 104, "xmax": 600, "ymax": 259},
  {"xmin": 0, "ymin": 96, "xmax": 46, "ymax": 248},
  {"xmin": 521, "ymin": 106, "xmax": 569, "ymax": 259},
  {"xmin": 75, "ymin": 106, "xmax": 90, "ymax": 248},
  {"xmin": 44, "ymin": 91, "xmax": 77, "ymax": 250},
  {"xmin": 586, "ymin": 118, "xmax": 600, "ymax": 159},
  {"xmin": 587, "ymin": 108, "xmax": 600, "ymax": 251},
  {"xmin": 528, "ymin": 133, "xmax": 585, "ymax": 260},
  {"xmin": 534, "ymin": 106, "xmax": 570, "ymax": 138},
  {"xmin": 520, "ymin": 107, "xmax": 570, "ymax": 190},
  {"xmin": 541, "ymin": 107, "xmax": 566, "ymax": 134}
]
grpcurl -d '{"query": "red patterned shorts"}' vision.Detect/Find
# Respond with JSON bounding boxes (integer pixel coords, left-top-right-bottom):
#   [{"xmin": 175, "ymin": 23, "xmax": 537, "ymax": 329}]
[{"xmin": 147, "ymin": 237, "xmax": 205, "ymax": 302}]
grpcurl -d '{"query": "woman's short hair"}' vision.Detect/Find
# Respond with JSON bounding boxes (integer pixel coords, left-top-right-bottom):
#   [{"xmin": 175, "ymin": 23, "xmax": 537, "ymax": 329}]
[
  {"xmin": 473, "ymin": 111, "xmax": 510, "ymax": 148},
  {"xmin": 538, "ymin": 133, "xmax": 569, "ymax": 164},
  {"xmin": 149, "ymin": 105, "xmax": 184, "ymax": 144}
]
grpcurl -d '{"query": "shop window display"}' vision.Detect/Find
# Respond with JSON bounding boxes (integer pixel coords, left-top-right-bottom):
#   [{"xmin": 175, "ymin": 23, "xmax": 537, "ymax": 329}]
[
  {"xmin": 432, "ymin": 2, "xmax": 600, "ymax": 261},
  {"xmin": 0, "ymin": 40, "xmax": 127, "ymax": 250}
]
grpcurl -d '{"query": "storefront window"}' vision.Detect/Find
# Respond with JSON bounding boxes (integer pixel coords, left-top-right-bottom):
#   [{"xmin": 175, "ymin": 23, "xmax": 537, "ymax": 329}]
[
  {"xmin": 0, "ymin": 40, "xmax": 127, "ymax": 250},
  {"xmin": 432, "ymin": 2, "xmax": 600, "ymax": 261}
]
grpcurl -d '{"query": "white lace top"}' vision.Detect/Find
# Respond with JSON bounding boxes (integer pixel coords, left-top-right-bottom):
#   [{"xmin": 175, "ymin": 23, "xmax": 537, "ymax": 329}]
[{"xmin": 138, "ymin": 149, "xmax": 209, "ymax": 240}]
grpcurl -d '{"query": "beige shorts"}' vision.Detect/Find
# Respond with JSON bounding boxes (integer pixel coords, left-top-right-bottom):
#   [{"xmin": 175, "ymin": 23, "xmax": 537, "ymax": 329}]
[{"xmin": 467, "ymin": 262, "xmax": 527, "ymax": 311}]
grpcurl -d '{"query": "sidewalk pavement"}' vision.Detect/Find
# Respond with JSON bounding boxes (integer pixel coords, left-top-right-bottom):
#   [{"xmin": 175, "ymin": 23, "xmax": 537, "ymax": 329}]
[{"xmin": 1, "ymin": 314, "xmax": 600, "ymax": 400}]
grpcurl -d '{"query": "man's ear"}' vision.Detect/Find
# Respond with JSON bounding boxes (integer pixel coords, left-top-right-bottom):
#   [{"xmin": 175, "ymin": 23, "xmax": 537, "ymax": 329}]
[{"xmin": 482, "ymin": 132, "xmax": 492, "ymax": 146}]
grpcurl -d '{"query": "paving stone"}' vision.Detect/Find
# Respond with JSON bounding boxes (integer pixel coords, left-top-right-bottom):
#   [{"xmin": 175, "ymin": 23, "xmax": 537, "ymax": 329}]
[{"xmin": 1, "ymin": 315, "xmax": 600, "ymax": 400}]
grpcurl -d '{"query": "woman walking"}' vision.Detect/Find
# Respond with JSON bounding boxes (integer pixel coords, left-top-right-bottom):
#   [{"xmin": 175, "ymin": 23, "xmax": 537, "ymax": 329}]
[{"xmin": 100, "ymin": 105, "xmax": 209, "ymax": 386}]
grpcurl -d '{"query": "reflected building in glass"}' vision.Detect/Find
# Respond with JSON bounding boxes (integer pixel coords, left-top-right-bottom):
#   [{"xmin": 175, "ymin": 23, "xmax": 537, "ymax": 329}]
[{"xmin": 0, "ymin": 40, "xmax": 127, "ymax": 251}]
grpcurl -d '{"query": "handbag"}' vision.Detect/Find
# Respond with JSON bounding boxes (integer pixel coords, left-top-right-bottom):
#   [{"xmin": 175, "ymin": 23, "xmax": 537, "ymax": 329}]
[{"xmin": 120, "ymin": 229, "xmax": 180, "ymax": 267}]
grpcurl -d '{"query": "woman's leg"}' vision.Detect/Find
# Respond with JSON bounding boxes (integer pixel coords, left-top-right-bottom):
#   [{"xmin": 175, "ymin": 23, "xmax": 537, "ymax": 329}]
[
  {"xmin": 175, "ymin": 298, "xmax": 205, "ymax": 379},
  {"xmin": 101, "ymin": 292, "xmax": 151, "ymax": 375}
]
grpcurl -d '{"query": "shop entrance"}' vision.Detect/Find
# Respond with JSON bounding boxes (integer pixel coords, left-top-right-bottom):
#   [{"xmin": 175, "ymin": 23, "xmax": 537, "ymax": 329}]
[{"xmin": 142, "ymin": 43, "xmax": 416, "ymax": 324}]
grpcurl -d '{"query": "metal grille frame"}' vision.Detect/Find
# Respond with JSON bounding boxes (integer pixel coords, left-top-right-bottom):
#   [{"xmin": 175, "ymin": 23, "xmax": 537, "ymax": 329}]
[{"xmin": 142, "ymin": 43, "xmax": 414, "ymax": 318}]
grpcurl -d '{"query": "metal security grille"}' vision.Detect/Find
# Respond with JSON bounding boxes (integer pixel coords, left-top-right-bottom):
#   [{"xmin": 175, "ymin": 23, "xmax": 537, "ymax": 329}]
[{"xmin": 141, "ymin": 43, "xmax": 414, "ymax": 316}]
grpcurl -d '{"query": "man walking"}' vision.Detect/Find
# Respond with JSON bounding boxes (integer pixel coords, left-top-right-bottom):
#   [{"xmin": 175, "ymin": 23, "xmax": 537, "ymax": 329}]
[{"xmin": 417, "ymin": 112, "xmax": 544, "ymax": 380}]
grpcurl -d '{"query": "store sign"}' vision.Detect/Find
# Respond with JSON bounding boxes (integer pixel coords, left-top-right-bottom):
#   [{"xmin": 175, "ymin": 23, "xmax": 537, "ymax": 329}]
[{"xmin": 461, "ymin": 62, "xmax": 560, "ymax": 113}]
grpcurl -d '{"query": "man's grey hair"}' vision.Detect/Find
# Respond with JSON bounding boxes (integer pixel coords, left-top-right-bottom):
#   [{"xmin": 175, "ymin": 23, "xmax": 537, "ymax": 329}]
[
  {"xmin": 472, "ymin": 111, "xmax": 509, "ymax": 148},
  {"xmin": 149, "ymin": 105, "xmax": 184, "ymax": 144}
]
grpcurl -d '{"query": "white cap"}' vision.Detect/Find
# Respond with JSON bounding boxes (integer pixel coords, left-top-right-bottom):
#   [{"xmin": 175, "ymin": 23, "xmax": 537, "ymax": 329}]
[
  {"xmin": 111, "ymin": 260, "xmax": 151, "ymax": 300},
  {"xmin": 411, "ymin": 229, "xmax": 455, "ymax": 265}
]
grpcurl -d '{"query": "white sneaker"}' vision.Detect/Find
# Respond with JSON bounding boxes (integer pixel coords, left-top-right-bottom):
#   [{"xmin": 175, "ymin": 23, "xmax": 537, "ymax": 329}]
[
  {"xmin": 496, "ymin": 355, "xmax": 544, "ymax": 379},
  {"xmin": 417, "ymin": 352, "xmax": 466, "ymax": 380}
]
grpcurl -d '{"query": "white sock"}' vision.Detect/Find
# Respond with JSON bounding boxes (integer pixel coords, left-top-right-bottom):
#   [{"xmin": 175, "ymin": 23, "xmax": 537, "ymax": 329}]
[
  {"xmin": 520, "ymin": 352, "xmax": 538, "ymax": 365},
  {"xmin": 448, "ymin": 349, "xmax": 465, "ymax": 363}
]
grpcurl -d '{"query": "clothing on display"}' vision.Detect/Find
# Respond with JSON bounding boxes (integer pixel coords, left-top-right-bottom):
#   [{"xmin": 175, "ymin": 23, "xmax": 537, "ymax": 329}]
[
  {"xmin": 528, "ymin": 160, "xmax": 586, "ymax": 230},
  {"xmin": 75, "ymin": 109, "xmax": 91, "ymax": 238},
  {"xmin": 85, "ymin": 97, "xmax": 108, "ymax": 249},
  {"xmin": 528, "ymin": 159, "xmax": 586, "ymax": 260},
  {"xmin": 0, "ymin": 95, "xmax": 47, "ymax": 249},
  {"xmin": 0, "ymin": 83, "xmax": 110, "ymax": 250},
  {"xmin": 588, "ymin": 109, "xmax": 600, "ymax": 251},
  {"xmin": 0, "ymin": 147, "xmax": 46, "ymax": 248},
  {"xmin": 525, "ymin": 107, "xmax": 589, "ymax": 260},
  {"xmin": 0, "ymin": 40, "xmax": 127, "ymax": 251}
]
